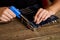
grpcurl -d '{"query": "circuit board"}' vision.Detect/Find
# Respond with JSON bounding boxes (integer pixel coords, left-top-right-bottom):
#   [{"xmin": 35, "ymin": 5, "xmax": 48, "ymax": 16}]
[{"xmin": 20, "ymin": 4, "xmax": 59, "ymax": 31}]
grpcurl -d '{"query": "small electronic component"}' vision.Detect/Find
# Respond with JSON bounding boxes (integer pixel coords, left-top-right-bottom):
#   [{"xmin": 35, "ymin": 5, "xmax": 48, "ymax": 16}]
[{"xmin": 9, "ymin": 4, "xmax": 59, "ymax": 31}]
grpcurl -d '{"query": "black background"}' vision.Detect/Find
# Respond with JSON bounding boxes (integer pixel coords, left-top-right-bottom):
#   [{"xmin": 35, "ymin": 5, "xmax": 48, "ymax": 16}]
[{"xmin": 0, "ymin": 0, "xmax": 42, "ymax": 9}]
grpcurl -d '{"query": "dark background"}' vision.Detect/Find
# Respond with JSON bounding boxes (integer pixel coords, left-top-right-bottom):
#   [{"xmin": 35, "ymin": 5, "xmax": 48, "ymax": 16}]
[{"xmin": 0, "ymin": 0, "xmax": 42, "ymax": 9}]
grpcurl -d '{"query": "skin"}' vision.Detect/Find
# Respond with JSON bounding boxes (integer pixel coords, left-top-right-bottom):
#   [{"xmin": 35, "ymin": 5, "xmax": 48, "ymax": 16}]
[
  {"xmin": 34, "ymin": 0, "xmax": 60, "ymax": 24},
  {"xmin": 0, "ymin": 0, "xmax": 60, "ymax": 23},
  {"xmin": 0, "ymin": 7, "xmax": 16, "ymax": 23}
]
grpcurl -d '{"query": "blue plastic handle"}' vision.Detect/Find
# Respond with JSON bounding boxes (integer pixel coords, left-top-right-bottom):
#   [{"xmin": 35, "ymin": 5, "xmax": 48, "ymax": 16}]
[{"xmin": 9, "ymin": 6, "xmax": 21, "ymax": 18}]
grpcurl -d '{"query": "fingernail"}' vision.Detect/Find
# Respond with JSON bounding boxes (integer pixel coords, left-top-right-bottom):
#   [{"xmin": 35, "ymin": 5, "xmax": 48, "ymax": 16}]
[
  {"xmin": 43, "ymin": 19, "xmax": 45, "ymax": 21},
  {"xmin": 36, "ymin": 22, "xmax": 39, "ymax": 24},
  {"xmin": 13, "ymin": 15, "xmax": 16, "ymax": 17}
]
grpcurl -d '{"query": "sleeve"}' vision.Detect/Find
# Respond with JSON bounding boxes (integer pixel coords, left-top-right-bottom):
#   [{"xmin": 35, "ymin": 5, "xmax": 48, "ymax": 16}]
[{"xmin": 0, "ymin": 0, "xmax": 15, "ymax": 7}]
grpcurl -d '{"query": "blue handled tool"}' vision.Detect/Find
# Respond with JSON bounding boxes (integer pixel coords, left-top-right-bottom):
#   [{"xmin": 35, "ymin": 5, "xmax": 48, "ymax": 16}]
[
  {"xmin": 9, "ymin": 6, "xmax": 30, "ymax": 22},
  {"xmin": 9, "ymin": 6, "xmax": 37, "ymax": 31},
  {"xmin": 9, "ymin": 6, "xmax": 21, "ymax": 18},
  {"xmin": 10, "ymin": 6, "xmax": 35, "ymax": 26}
]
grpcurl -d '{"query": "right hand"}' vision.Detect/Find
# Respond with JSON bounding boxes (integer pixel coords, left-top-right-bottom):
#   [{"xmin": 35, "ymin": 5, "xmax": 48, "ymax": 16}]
[
  {"xmin": 0, "ymin": 7, "xmax": 16, "ymax": 23},
  {"xmin": 34, "ymin": 8, "xmax": 55, "ymax": 24}
]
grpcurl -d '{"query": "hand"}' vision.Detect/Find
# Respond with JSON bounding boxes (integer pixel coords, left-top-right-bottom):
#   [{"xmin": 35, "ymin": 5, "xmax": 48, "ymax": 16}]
[
  {"xmin": 34, "ymin": 8, "xmax": 55, "ymax": 24},
  {"xmin": 0, "ymin": 7, "xmax": 16, "ymax": 23}
]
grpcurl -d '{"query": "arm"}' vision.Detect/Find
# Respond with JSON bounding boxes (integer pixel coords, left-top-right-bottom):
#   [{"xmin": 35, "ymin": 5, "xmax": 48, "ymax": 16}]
[
  {"xmin": 48, "ymin": 0, "xmax": 60, "ymax": 14},
  {"xmin": 34, "ymin": 0, "xmax": 60, "ymax": 24}
]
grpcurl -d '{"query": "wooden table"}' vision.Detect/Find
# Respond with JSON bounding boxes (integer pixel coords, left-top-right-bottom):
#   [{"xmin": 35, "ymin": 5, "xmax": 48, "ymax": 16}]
[{"xmin": 0, "ymin": 12, "xmax": 60, "ymax": 40}]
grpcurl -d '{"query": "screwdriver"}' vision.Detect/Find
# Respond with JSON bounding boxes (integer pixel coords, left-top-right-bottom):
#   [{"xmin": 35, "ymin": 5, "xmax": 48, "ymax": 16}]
[{"xmin": 9, "ymin": 6, "xmax": 36, "ymax": 30}]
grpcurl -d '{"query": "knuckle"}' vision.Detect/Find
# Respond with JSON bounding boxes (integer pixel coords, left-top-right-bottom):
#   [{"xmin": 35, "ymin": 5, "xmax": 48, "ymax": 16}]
[
  {"xmin": 5, "ymin": 7, "xmax": 9, "ymax": 10},
  {"xmin": 39, "ymin": 8, "xmax": 43, "ymax": 11},
  {"xmin": 2, "ymin": 10, "xmax": 5, "ymax": 14},
  {"xmin": 40, "ymin": 8, "xmax": 43, "ymax": 10},
  {"xmin": 4, "ymin": 8, "xmax": 8, "ymax": 11}
]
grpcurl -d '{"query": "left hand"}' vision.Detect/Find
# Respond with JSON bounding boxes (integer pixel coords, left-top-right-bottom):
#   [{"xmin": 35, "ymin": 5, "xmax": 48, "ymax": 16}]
[
  {"xmin": 34, "ymin": 8, "xmax": 55, "ymax": 24},
  {"xmin": 0, "ymin": 7, "xmax": 16, "ymax": 23}
]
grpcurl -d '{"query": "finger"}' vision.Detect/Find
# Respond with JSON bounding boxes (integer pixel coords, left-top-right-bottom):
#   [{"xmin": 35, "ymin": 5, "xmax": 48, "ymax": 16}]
[
  {"xmin": 34, "ymin": 8, "xmax": 43, "ymax": 22},
  {"xmin": 7, "ymin": 9, "xmax": 16, "ymax": 17},
  {"xmin": 43, "ymin": 11, "xmax": 53, "ymax": 21},
  {"xmin": 43, "ymin": 14, "xmax": 50, "ymax": 21},
  {"xmin": 2, "ymin": 14, "xmax": 11, "ymax": 21},
  {"xmin": 0, "ymin": 16, "xmax": 8, "ymax": 22},
  {"xmin": 41, "ymin": 11, "xmax": 48, "ymax": 21},
  {"xmin": 36, "ymin": 10, "xmax": 46, "ymax": 24},
  {"xmin": 36, "ymin": 13, "xmax": 47, "ymax": 24},
  {"xmin": 4, "ymin": 11, "xmax": 13, "ymax": 19},
  {"xmin": 36, "ymin": 18, "xmax": 43, "ymax": 24}
]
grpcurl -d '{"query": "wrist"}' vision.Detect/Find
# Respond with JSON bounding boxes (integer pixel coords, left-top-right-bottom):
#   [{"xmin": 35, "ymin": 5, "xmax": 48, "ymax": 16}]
[
  {"xmin": 47, "ymin": 5, "xmax": 60, "ymax": 15},
  {"xmin": 49, "ymin": 2, "xmax": 60, "ymax": 13}
]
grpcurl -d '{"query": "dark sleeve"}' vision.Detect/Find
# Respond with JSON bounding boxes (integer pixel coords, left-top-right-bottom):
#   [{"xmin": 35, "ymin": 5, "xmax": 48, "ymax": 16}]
[
  {"xmin": 0, "ymin": 0, "xmax": 38, "ymax": 8},
  {"xmin": 0, "ymin": 0, "xmax": 15, "ymax": 7},
  {"xmin": 14, "ymin": 0, "xmax": 39, "ymax": 9},
  {"xmin": 0, "ymin": 0, "xmax": 42, "ymax": 9}
]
